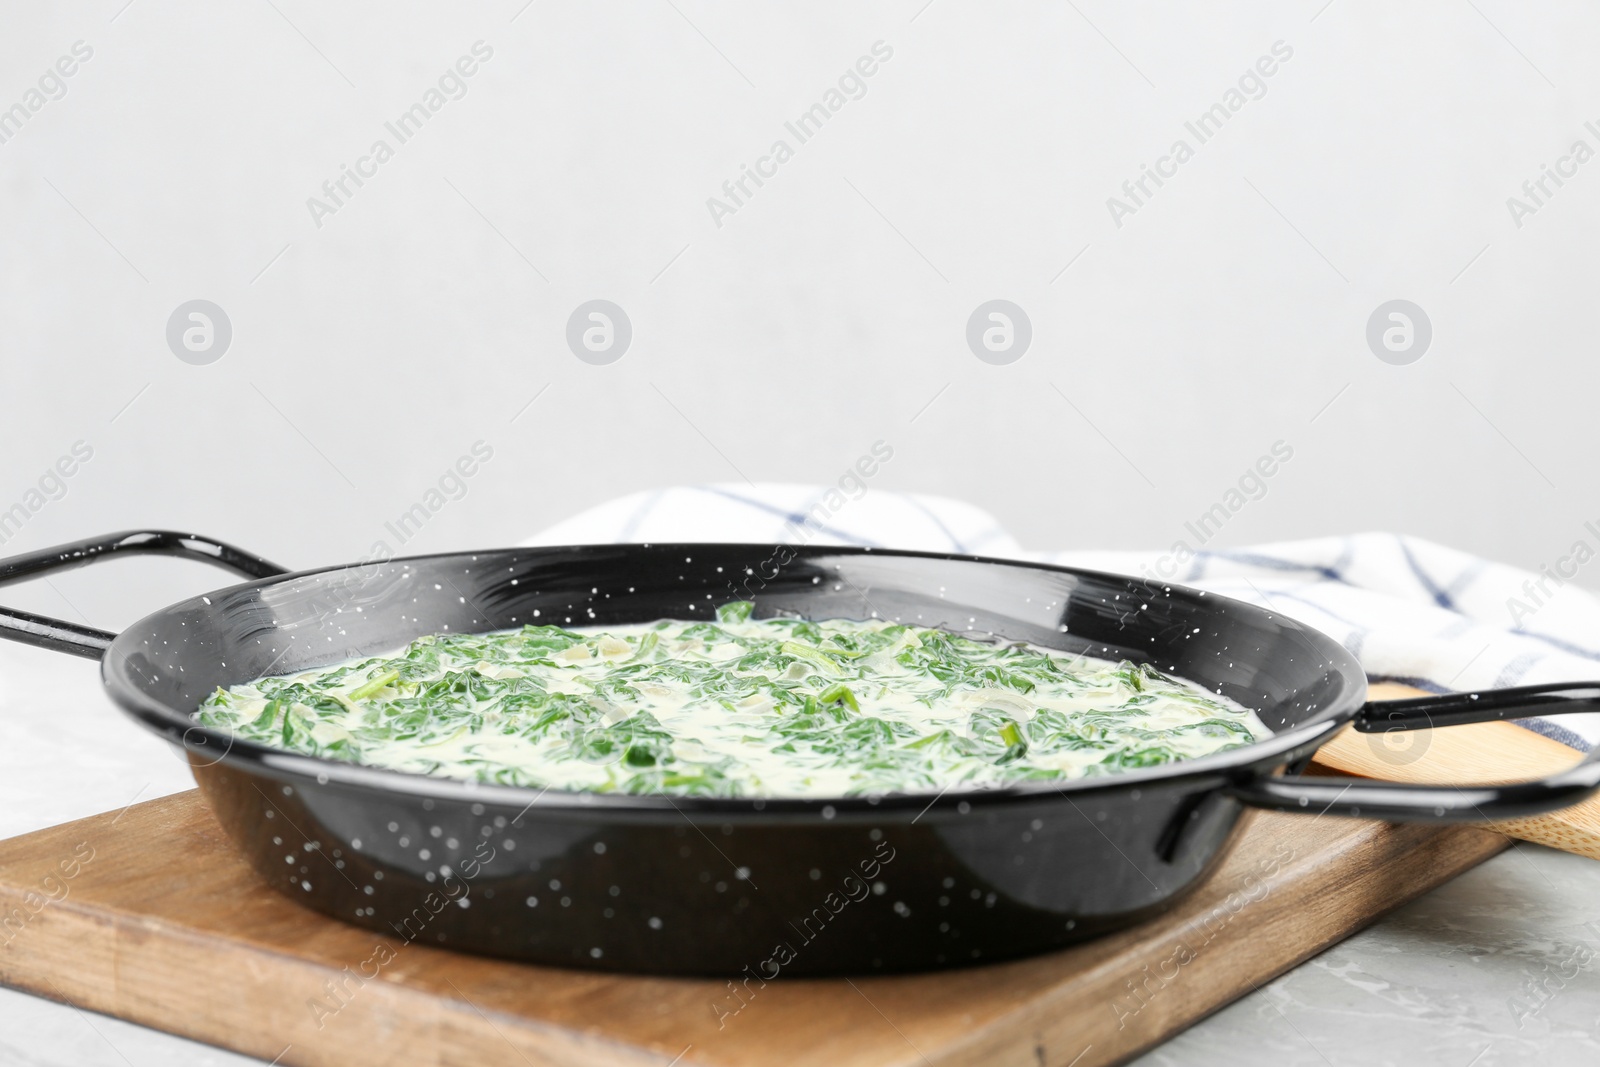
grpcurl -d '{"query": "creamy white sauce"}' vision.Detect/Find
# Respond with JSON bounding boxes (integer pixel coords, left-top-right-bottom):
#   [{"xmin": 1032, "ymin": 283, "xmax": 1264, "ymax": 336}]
[{"xmin": 194, "ymin": 614, "xmax": 1272, "ymax": 797}]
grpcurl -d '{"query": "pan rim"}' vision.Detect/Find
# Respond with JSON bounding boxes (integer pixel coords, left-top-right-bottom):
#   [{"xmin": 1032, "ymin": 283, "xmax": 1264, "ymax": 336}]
[{"xmin": 101, "ymin": 542, "xmax": 1366, "ymax": 816}]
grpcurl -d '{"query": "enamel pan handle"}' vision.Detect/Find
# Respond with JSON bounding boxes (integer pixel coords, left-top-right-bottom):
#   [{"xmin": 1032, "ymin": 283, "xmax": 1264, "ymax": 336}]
[
  {"xmin": 1229, "ymin": 683, "xmax": 1600, "ymax": 822},
  {"xmin": 0, "ymin": 531, "xmax": 288, "ymax": 659}
]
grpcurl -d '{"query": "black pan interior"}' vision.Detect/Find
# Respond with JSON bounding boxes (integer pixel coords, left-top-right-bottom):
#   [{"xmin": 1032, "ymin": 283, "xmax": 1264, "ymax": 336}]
[{"xmin": 105, "ymin": 542, "xmax": 1363, "ymax": 797}]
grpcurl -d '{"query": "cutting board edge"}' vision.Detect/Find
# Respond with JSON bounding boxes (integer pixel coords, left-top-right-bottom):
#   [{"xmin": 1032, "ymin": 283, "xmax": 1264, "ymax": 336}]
[
  {"xmin": 919, "ymin": 821, "xmax": 1511, "ymax": 1067},
  {"xmin": 0, "ymin": 887, "xmax": 680, "ymax": 1067}
]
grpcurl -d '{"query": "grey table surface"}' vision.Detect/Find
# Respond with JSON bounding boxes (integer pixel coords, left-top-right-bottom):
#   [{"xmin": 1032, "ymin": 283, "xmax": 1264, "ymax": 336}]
[{"xmin": 1, "ymin": 639, "xmax": 1597, "ymax": 1067}]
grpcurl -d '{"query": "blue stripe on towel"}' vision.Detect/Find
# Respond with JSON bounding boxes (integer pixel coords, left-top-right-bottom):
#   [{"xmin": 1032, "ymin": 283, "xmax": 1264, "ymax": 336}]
[
  {"xmin": 1397, "ymin": 535, "xmax": 1454, "ymax": 610},
  {"xmin": 1443, "ymin": 559, "xmax": 1487, "ymax": 602},
  {"xmin": 700, "ymin": 487, "xmax": 884, "ymax": 547},
  {"xmin": 1204, "ymin": 549, "xmax": 1346, "ymax": 582},
  {"xmin": 1512, "ymin": 717, "xmax": 1591, "ymax": 752},
  {"xmin": 905, "ymin": 495, "xmax": 967, "ymax": 553}
]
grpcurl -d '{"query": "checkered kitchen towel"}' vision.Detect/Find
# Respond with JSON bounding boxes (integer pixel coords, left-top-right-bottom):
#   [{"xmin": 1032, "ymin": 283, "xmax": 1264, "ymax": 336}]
[{"xmin": 525, "ymin": 484, "xmax": 1600, "ymax": 750}]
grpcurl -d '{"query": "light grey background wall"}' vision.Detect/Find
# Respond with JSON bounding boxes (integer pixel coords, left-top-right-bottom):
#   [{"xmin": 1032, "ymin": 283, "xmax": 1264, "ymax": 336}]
[{"xmin": 2, "ymin": 1, "xmax": 1597, "ymax": 632}]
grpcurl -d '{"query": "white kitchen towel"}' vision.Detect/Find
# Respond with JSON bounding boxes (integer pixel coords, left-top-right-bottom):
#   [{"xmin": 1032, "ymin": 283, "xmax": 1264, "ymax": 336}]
[
  {"xmin": 525, "ymin": 484, "xmax": 1600, "ymax": 751},
  {"xmin": 526, "ymin": 483, "xmax": 1025, "ymax": 557}
]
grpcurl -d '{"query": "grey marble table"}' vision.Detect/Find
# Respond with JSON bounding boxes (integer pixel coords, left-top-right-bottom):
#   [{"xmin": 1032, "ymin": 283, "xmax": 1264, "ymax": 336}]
[{"xmin": 1, "ymin": 639, "xmax": 1596, "ymax": 1067}]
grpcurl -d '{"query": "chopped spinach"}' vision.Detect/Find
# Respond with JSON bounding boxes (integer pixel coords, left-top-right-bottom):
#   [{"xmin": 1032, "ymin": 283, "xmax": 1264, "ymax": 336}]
[{"xmin": 194, "ymin": 604, "xmax": 1269, "ymax": 797}]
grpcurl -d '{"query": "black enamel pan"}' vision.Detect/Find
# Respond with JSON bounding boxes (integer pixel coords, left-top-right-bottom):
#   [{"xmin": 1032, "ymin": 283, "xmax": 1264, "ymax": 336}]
[{"xmin": 3, "ymin": 531, "xmax": 1598, "ymax": 976}]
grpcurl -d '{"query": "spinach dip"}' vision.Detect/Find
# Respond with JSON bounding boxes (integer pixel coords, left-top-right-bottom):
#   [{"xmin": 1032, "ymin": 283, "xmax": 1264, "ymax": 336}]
[{"xmin": 194, "ymin": 603, "xmax": 1271, "ymax": 797}]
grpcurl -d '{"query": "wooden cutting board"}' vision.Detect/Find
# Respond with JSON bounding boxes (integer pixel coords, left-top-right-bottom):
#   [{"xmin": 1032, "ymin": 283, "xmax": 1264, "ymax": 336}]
[
  {"xmin": 1313, "ymin": 684, "xmax": 1600, "ymax": 858},
  {"xmin": 0, "ymin": 684, "xmax": 1588, "ymax": 1067},
  {"xmin": 0, "ymin": 791, "xmax": 1505, "ymax": 1067}
]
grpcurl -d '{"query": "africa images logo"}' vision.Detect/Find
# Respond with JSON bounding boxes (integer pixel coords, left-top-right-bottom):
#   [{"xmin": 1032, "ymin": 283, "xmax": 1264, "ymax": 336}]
[
  {"xmin": 1106, "ymin": 41, "xmax": 1294, "ymax": 228},
  {"xmin": 305, "ymin": 42, "xmax": 495, "ymax": 228}
]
